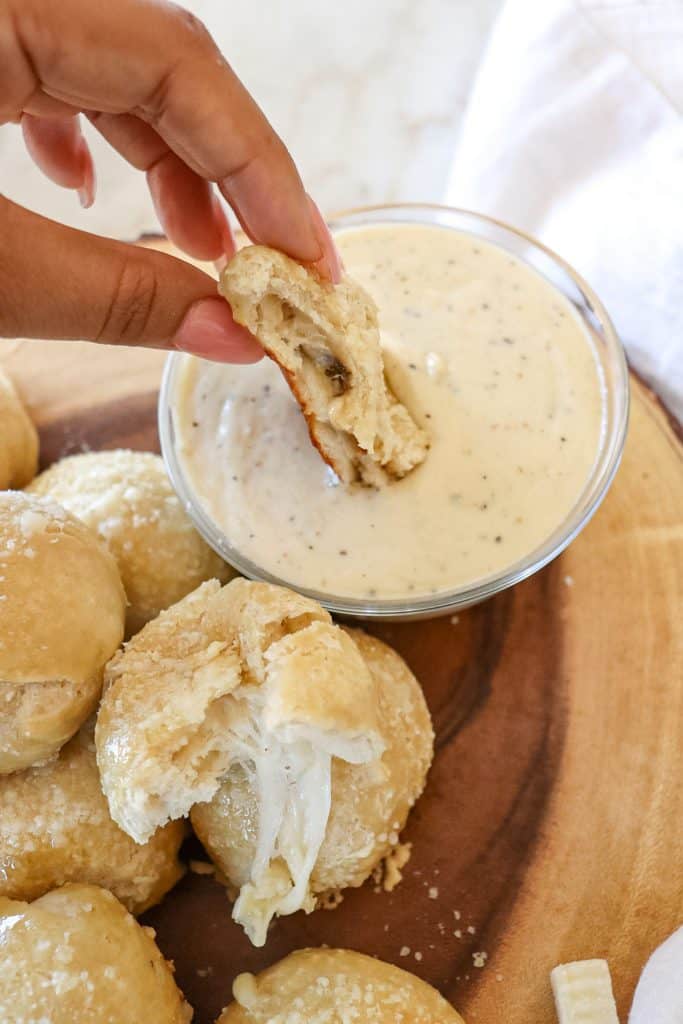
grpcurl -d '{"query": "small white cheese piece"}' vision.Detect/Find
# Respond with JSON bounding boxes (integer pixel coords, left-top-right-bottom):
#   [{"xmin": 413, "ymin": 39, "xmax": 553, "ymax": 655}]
[{"xmin": 551, "ymin": 959, "xmax": 619, "ymax": 1024}]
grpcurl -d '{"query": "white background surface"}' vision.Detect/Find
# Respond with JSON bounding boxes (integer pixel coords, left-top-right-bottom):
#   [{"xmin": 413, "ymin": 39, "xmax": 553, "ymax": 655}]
[
  {"xmin": 0, "ymin": 0, "xmax": 500, "ymax": 236},
  {"xmin": 447, "ymin": 0, "xmax": 683, "ymax": 421}
]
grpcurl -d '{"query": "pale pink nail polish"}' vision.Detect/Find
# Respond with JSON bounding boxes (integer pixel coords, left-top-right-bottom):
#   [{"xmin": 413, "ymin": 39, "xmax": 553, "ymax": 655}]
[
  {"xmin": 212, "ymin": 195, "xmax": 237, "ymax": 258},
  {"xmin": 77, "ymin": 141, "xmax": 96, "ymax": 209},
  {"xmin": 307, "ymin": 195, "xmax": 343, "ymax": 284}
]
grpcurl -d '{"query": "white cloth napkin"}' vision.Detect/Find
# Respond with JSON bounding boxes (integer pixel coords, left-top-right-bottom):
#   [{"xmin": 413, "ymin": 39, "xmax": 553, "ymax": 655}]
[
  {"xmin": 446, "ymin": 0, "xmax": 683, "ymax": 422},
  {"xmin": 630, "ymin": 926, "xmax": 683, "ymax": 1024},
  {"xmin": 446, "ymin": 2, "xmax": 683, "ymax": 1017}
]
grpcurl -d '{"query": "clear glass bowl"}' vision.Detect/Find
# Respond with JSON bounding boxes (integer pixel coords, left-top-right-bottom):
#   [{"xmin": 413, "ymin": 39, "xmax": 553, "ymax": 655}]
[{"xmin": 159, "ymin": 204, "xmax": 629, "ymax": 621}]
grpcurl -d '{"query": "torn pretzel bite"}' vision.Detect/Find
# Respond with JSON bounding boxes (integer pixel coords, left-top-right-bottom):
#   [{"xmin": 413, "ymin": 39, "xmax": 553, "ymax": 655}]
[{"xmin": 219, "ymin": 246, "xmax": 429, "ymax": 486}]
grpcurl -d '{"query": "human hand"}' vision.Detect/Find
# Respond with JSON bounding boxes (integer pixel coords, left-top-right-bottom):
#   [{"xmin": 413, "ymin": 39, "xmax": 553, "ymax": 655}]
[{"xmin": 0, "ymin": 0, "xmax": 342, "ymax": 361}]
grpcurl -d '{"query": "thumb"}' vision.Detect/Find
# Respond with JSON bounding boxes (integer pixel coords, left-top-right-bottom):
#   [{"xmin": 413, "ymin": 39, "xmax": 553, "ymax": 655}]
[{"xmin": 0, "ymin": 197, "xmax": 262, "ymax": 363}]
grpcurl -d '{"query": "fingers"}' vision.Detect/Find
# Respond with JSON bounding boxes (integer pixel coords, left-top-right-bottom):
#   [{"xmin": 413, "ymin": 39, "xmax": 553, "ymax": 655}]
[
  {"xmin": 22, "ymin": 106, "xmax": 233, "ymax": 259},
  {"xmin": 90, "ymin": 110, "xmax": 339, "ymax": 277},
  {"xmin": 21, "ymin": 113, "xmax": 96, "ymax": 207},
  {"xmin": 22, "ymin": 94, "xmax": 76, "ymax": 118},
  {"xmin": 9, "ymin": 0, "xmax": 323, "ymax": 263},
  {"xmin": 307, "ymin": 196, "xmax": 343, "ymax": 284},
  {"xmin": 9, "ymin": 0, "xmax": 343, "ymax": 278},
  {"xmin": 90, "ymin": 111, "xmax": 234, "ymax": 262},
  {"xmin": 0, "ymin": 196, "xmax": 262, "ymax": 363},
  {"xmin": 147, "ymin": 154, "xmax": 236, "ymax": 262}
]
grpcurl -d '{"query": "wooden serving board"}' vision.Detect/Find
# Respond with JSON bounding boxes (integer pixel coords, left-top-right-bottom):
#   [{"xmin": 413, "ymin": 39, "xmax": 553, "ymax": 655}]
[{"xmin": 2, "ymin": 326, "xmax": 682, "ymax": 1023}]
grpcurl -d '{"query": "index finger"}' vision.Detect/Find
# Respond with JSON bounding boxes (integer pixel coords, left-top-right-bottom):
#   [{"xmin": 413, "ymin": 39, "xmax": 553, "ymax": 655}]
[{"xmin": 7, "ymin": 0, "xmax": 331, "ymax": 268}]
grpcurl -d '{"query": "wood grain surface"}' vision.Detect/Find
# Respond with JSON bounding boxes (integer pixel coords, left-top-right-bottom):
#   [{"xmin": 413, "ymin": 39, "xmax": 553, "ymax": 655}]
[{"xmin": 1, "ymin": 327, "xmax": 681, "ymax": 1023}]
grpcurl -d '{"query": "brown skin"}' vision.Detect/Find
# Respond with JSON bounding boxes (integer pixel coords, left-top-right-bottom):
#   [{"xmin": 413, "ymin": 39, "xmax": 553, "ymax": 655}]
[{"xmin": 0, "ymin": 0, "xmax": 341, "ymax": 361}]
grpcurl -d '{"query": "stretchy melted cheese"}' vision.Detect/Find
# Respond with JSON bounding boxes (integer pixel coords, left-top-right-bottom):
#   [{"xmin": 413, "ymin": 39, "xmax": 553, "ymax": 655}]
[{"xmin": 172, "ymin": 223, "xmax": 605, "ymax": 600}]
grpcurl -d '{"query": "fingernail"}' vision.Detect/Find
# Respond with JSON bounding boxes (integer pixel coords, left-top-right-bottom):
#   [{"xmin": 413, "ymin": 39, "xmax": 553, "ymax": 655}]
[
  {"xmin": 173, "ymin": 297, "xmax": 263, "ymax": 364},
  {"xmin": 77, "ymin": 140, "xmax": 96, "ymax": 209},
  {"xmin": 307, "ymin": 195, "xmax": 343, "ymax": 284},
  {"xmin": 212, "ymin": 195, "xmax": 237, "ymax": 258}
]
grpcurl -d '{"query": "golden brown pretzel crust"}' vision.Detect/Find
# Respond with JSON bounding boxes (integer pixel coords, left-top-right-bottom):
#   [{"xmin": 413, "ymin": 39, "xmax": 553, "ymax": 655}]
[
  {"xmin": 219, "ymin": 246, "xmax": 428, "ymax": 486},
  {"xmin": 0, "ymin": 492, "xmax": 126, "ymax": 773},
  {"xmin": 192, "ymin": 626, "xmax": 434, "ymax": 897},
  {"xmin": 96, "ymin": 577, "xmax": 432, "ymax": 945},
  {"xmin": 27, "ymin": 449, "xmax": 233, "ymax": 636},
  {"xmin": 96, "ymin": 579, "xmax": 384, "ymax": 843},
  {"xmin": 0, "ymin": 884, "xmax": 192, "ymax": 1022},
  {"xmin": 0, "ymin": 367, "xmax": 38, "ymax": 490},
  {"xmin": 217, "ymin": 947, "xmax": 464, "ymax": 1023},
  {"xmin": 0, "ymin": 720, "xmax": 185, "ymax": 914}
]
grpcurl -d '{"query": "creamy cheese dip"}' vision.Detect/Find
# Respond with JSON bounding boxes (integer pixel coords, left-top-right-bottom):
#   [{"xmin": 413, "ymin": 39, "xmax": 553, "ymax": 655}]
[{"xmin": 172, "ymin": 223, "xmax": 605, "ymax": 600}]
